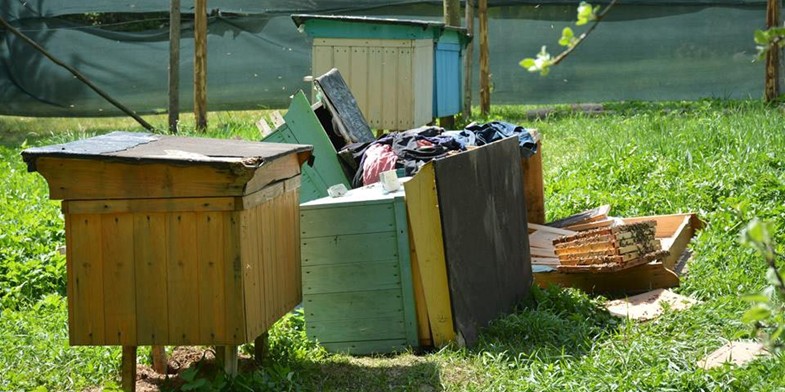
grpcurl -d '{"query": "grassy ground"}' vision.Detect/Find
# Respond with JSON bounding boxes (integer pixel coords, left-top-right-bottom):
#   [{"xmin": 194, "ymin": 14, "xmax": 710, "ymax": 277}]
[{"xmin": 1, "ymin": 100, "xmax": 784, "ymax": 391}]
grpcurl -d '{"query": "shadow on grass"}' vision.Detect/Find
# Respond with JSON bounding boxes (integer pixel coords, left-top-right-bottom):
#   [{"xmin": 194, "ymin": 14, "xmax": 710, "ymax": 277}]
[
  {"xmin": 472, "ymin": 285, "xmax": 620, "ymax": 362},
  {"xmin": 300, "ymin": 357, "xmax": 443, "ymax": 391}
]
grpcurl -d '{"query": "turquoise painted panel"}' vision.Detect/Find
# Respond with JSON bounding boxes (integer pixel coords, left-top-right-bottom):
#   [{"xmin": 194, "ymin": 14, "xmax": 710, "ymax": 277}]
[
  {"xmin": 320, "ymin": 339, "xmax": 408, "ymax": 355},
  {"xmin": 304, "ymin": 289, "xmax": 405, "ymax": 321},
  {"xmin": 301, "ymin": 232, "xmax": 398, "ymax": 266},
  {"xmin": 300, "ymin": 203, "xmax": 396, "ymax": 238},
  {"xmin": 261, "ymin": 91, "xmax": 350, "ymax": 203},
  {"xmin": 307, "ymin": 317, "xmax": 406, "ymax": 342},
  {"xmin": 295, "ymin": 16, "xmax": 442, "ymax": 40},
  {"xmin": 433, "ymin": 42, "xmax": 462, "ymax": 117},
  {"xmin": 302, "ymin": 260, "xmax": 402, "ymax": 294}
]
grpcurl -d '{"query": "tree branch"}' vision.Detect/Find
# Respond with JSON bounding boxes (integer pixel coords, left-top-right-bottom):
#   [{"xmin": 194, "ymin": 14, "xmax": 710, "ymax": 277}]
[{"xmin": 551, "ymin": 0, "xmax": 620, "ymax": 67}]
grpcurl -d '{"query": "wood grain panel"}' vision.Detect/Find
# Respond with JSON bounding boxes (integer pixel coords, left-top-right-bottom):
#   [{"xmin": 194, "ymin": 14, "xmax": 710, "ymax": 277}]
[
  {"xmin": 167, "ymin": 212, "xmax": 200, "ymax": 344},
  {"xmin": 300, "ymin": 204, "xmax": 395, "ymax": 238},
  {"xmin": 304, "ymin": 289, "xmax": 405, "ymax": 321},
  {"xmin": 68, "ymin": 214, "xmax": 105, "ymax": 345},
  {"xmin": 301, "ymin": 232, "xmax": 398, "ymax": 266},
  {"xmin": 302, "ymin": 260, "xmax": 401, "ymax": 294},
  {"xmin": 196, "ymin": 212, "xmax": 226, "ymax": 344},
  {"xmin": 133, "ymin": 213, "xmax": 169, "ymax": 345},
  {"xmin": 101, "ymin": 214, "xmax": 136, "ymax": 345},
  {"xmin": 307, "ymin": 317, "xmax": 406, "ymax": 342}
]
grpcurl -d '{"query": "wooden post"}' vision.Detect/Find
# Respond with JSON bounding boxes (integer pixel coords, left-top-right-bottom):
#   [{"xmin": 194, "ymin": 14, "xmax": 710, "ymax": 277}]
[
  {"xmin": 121, "ymin": 346, "xmax": 137, "ymax": 392},
  {"xmin": 521, "ymin": 140, "xmax": 545, "ymax": 224},
  {"xmin": 439, "ymin": 0, "xmax": 461, "ymax": 128},
  {"xmin": 765, "ymin": 0, "xmax": 781, "ymax": 102},
  {"xmin": 478, "ymin": 0, "xmax": 490, "ymax": 116},
  {"xmin": 463, "ymin": 0, "xmax": 475, "ymax": 119},
  {"xmin": 223, "ymin": 345, "xmax": 238, "ymax": 377},
  {"xmin": 168, "ymin": 0, "xmax": 181, "ymax": 133},
  {"xmin": 151, "ymin": 345, "xmax": 168, "ymax": 374},
  {"xmin": 194, "ymin": 0, "xmax": 208, "ymax": 131}
]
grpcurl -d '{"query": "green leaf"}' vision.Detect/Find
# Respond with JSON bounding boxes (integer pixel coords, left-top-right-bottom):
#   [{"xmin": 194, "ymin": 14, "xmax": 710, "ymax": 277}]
[
  {"xmin": 576, "ymin": 2, "xmax": 596, "ymax": 26},
  {"xmin": 755, "ymin": 29, "xmax": 769, "ymax": 45},
  {"xmin": 520, "ymin": 58, "xmax": 536, "ymax": 70},
  {"xmin": 771, "ymin": 325, "xmax": 785, "ymax": 342},
  {"xmin": 742, "ymin": 304, "xmax": 771, "ymax": 323},
  {"xmin": 559, "ymin": 27, "xmax": 575, "ymax": 47},
  {"xmin": 742, "ymin": 293, "xmax": 771, "ymax": 303}
]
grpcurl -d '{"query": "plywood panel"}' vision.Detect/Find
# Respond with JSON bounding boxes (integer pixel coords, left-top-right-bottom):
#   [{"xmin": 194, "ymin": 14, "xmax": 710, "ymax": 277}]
[
  {"xmin": 533, "ymin": 262, "xmax": 680, "ymax": 294},
  {"xmin": 196, "ymin": 212, "xmax": 226, "ymax": 344},
  {"xmin": 403, "ymin": 163, "xmax": 455, "ymax": 347},
  {"xmin": 300, "ymin": 204, "xmax": 395, "ymax": 238},
  {"xmin": 68, "ymin": 214, "xmax": 105, "ymax": 345},
  {"xmin": 304, "ymin": 290, "xmax": 405, "ymax": 321},
  {"xmin": 434, "ymin": 137, "xmax": 531, "ymax": 347},
  {"xmin": 349, "ymin": 46, "xmax": 370, "ymax": 119},
  {"xmin": 333, "ymin": 46, "xmax": 351, "ymax": 77},
  {"xmin": 301, "ymin": 232, "xmax": 398, "ymax": 266},
  {"xmin": 413, "ymin": 40, "xmax": 434, "ymax": 126},
  {"xmin": 312, "ymin": 45, "xmax": 334, "ymax": 79},
  {"xmin": 302, "ymin": 260, "xmax": 401, "ymax": 294},
  {"xmin": 167, "ymin": 212, "xmax": 200, "ymax": 344},
  {"xmin": 101, "ymin": 214, "xmax": 136, "ymax": 345},
  {"xmin": 133, "ymin": 213, "xmax": 169, "ymax": 345},
  {"xmin": 393, "ymin": 199, "xmax": 419, "ymax": 348}
]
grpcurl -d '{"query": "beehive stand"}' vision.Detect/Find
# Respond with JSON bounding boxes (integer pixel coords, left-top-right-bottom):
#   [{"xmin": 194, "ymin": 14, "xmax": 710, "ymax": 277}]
[{"xmin": 22, "ymin": 132, "xmax": 312, "ymax": 391}]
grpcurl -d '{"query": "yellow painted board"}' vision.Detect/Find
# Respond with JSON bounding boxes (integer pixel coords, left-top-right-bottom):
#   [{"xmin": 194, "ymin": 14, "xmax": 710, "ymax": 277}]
[
  {"xmin": 101, "ymin": 214, "xmax": 137, "ymax": 345},
  {"xmin": 241, "ymin": 207, "xmax": 262, "ymax": 340},
  {"xmin": 69, "ymin": 213, "xmax": 105, "ymax": 345},
  {"xmin": 133, "ymin": 213, "xmax": 170, "ymax": 345},
  {"xmin": 261, "ymin": 200, "xmax": 276, "ymax": 329},
  {"xmin": 408, "ymin": 226, "xmax": 433, "ymax": 347},
  {"xmin": 196, "ymin": 212, "xmax": 226, "ymax": 344},
  {"xmin": 167, "ymin": 212, "xmax": 200, "ymax": 344},
  {"xmin": 403, "ymin": 163, "xmax": 455, "ymax": 346}
]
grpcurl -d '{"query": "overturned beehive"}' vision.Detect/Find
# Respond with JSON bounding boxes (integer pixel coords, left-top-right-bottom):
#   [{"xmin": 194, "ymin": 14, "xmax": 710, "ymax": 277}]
[{"xmin": 554, "ymin": 221, "xmax": 668, "ymax": 273}]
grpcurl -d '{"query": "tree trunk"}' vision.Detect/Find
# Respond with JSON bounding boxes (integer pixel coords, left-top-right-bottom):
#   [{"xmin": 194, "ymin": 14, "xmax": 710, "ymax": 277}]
[
  {"xmin": 479, "ymin": 0, "xmax": 490, "ymax": 116},
  {"xmin": 765, "ymin": 0, "xmax": 781, "ymax": 102},
  {"xmin": 168, "ymin": 0, "xmax": 181, "ymax": 133},
  {"xmin": 463, "ymin": 0, "xmax": 475, "ymax": 118},
  {"xmin": 194, "ymin": 0, "xmax": 208, "ymax": 131}
]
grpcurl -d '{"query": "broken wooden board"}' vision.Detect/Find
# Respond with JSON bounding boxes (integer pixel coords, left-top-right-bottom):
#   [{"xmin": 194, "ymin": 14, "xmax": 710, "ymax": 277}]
[
  {"xmin": 556, "ymin": 250, "xmax": 668, "ymax": 273},
  {"xmin": 314, "ymin": 68, "xmax": 375, "ymax": 144},
  {"xmin": 605, "ymin": 288, "xmax": 698, "ymax": 321},
  {"xmin": 547, "ymin": 205, "xmax": 610, "ymax": 228},
  {"xmin": 697, "ymin": 341, "xmax": 769, "ymax": 370}
]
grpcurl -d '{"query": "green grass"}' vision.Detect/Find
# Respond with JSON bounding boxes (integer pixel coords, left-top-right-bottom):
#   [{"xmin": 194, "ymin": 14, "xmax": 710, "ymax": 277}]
[{"xmin": 1, "ymin": 100, "xmax": 784, "ymax": 391}]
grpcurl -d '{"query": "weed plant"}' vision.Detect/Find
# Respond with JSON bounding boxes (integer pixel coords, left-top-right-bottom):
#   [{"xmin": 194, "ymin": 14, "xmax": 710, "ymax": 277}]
[{"xmin": 1, "ymin": 100, "xmax": 784, "ymax": 391}]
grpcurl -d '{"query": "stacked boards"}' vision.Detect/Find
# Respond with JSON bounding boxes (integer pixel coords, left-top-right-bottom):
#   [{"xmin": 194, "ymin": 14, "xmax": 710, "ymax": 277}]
[{"xmin": 554, "ymin": 221, "xmax": 669, "ymax": 273}]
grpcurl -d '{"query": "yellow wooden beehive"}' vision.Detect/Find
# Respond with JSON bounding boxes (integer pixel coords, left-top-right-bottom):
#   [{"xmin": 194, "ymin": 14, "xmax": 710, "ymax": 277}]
[{"xmin": 22, "ymin": 132, "xmax": 312, "ymax": 347}]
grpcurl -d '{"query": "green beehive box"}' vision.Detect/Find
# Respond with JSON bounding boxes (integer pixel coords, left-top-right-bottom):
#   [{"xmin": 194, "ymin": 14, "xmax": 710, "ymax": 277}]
[{"xmin": 299, "ymin": 183, "xmax": 419, "ymax": 354}]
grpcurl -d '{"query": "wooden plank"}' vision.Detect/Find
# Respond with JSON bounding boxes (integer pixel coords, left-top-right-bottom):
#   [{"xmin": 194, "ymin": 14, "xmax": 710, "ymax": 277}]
[
  {"xmin": 151, "ymin": 346, "xmax": 167, "ymax": 374},
  {"xmin": 396, "ymin": 46, "xmax": 414, "ymax": 129},
  {"xmin": 547, "ymin": 204, "xmax": 610, "ymax": 228},
  {"xmin": 300, "ymin": 204, "xmax": 396, "ymax": 238},
  {"xmin": 240, "ymin": 208, "xmax": 262, "ymax": 341},
  {"xmin": 241, "ymin": 181, "xmax": 285, "ymax": 211},
  {"xmin": 69, "ymin": 213, "xmax": 105, "ymax": 345},
  {"xmin": 565, "ymin": 218, "xmax": 614, "ymax": 232},
  {"xmin": 63, "ymin": 209, "xmax": 76, "ymax": 343},
  {"xmin": 312, "ymin": 45, "xmax": 334, "ymax": 80},
  {"xmin": 64, "ymin": 197, "xmax": 237, "ymax": 214},
  {"xmin": 412, "ymin": 40, "xmax": 433, "ymax": 127},
  {"xmin": 530, "ymin": 247, "xmax": 557, "ymax": 258},
  {"xmin": 261, "ymin": 200, "xmax": 276, "ymax": 329},
  {"xmin": 403, "ymin": 162, "xmax": 455, "ymax": 347},
  {"xmin": 553, "ymin": 221, "xmax": 656, "ymax": 245},
  {"xmin": 333, "ymin": 47, "xmax": 351, "ymax": 78},
  {"xmin": 349, "ymin": 46, "xmax": 369, "ymax": 119},
  {"xmin": 314, "ymin": 38, "xmax": 417, "ymax": 48},
  {"xmin": 381, "ymin": 46, "xmax": 400, "ymax": 130},
  {"xmin": 223, "ymin": 345, "xmax": 238, "ymax": 377},
  {"xmin": 393, "ymin": 198, "xmax": 419, "ymax": 348},
  {"xmin": 304, "ymin": 290, "xmax": 406, "ymax": 321},
  {"xmin": 557, "ymin": 250, "xmax": 669, "ymax": 273},
  {"xmin": 102, "ymin": 214, "xmax": 137, "ymax": 345},
  {"xmin": 36, "ymin": 157, "xmax": 250, "ymax": 200},
  {"xmin": 133, "ymin": 213, "xmax": 169, "ymax": 345},
  {"xmin": 622, "ymin": 214, "xmax": 703, "ymax": 270},
  {"xmin": 196, "ymin": 212, "xmax": 226, "ymax": 344},
  {"xmin": 531, "ymin": 257, "xmax": 560, "ymax": 265},
  {"xmin": 521, "ymin": 140, "xmax": 545, "ymax": 224},
  {"xmin": 366, "ymin": 46, "xmax": 384, "ymax": 128},
  {"xmin": 434, "ymin": 137, "xmax": 531, "ymax": 347},
  {"xmin": 302, "ymin": 260, "xmax": 401, "ymax": 294},
  {"xmin": 166, "ymin": 212, "xmax": 200, "ymax": 344},
  {"xmin": 270, "ymin": 111, "xmax": 285, "ymax": 128},
  {"xmin": 320, "ymin": 339, "xmax": 409, "ymax": 355},
  {"xmin": 244, "ymin": 153, "xmax": 304, "ymax": 196},
  {"xmin": 314, "ymin": 68, "xmax": 375, "ymax": 143},
  {"xmin": 528, "ymin": 223, "xmax": 576, "ymax": 236},
  {"xmin": 307, "ymin": 317, "xmax": 406, "ymax": 342},
  {"xmin": 301, "ymin": 232, "xmax": 399, "ymax": 266},
  {"xmin": 534, "ymin": 261, "xmax": 680, "ymax": 294}
]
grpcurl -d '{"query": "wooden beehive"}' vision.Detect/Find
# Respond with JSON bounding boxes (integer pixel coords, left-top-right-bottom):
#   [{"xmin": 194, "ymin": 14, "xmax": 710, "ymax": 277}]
[
  {"xmin": 299, "ymin": 183, "xmax": 419, "ymax": 354},
  {"xmin": 21, "ymin": 132, "xmax": 312, "ymax": 346}
]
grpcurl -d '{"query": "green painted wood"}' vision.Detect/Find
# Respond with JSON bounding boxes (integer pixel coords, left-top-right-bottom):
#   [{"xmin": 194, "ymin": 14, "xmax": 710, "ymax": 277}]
[
  {"xmin": 300, "ymin": 204, "xmax": 395, "ymax": 238},
  {"xmin": 307, "ymin": 317, "xmax": 406, "ymax": 342},
  {"xmin": 295, "ymin": 16, "xmax": 441, "ymax": 40},
  {"xmin": 304, "ymin": 289, "xmax": 405, "ymax": 321},
  {"xmin": 320, "ymin": 339, "xmax": 409, "ymax": 355},
  {"xmin": 301, "ymin": 232, "xmax": 398, "ymax": 266},
  {"xmin": 261, "ymin": 91, "xmax": 350, "ymax": 203},
  {"xmin": 392, "ymin": 197, "xmax": 419, "ymax": 348},
  {"xmin": 302, "ymin": 260, "xmax": 402, "ymax": 294}
]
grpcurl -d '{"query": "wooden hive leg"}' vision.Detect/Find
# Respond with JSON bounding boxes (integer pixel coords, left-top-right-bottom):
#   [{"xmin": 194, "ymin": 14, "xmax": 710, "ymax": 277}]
[
  {"xmin": 254, "ymin": 332, "xmax": 269, "ymax": 365},
  {"xmin": 223, "ymin": 345, "xmax": 239, "ymax": 377},
  {"xmin": 121, "ymin": 346, "xmax": 137, "ymax": 392},
  {"xmin": 151, "ymin": 345, "xmax": 167, "ymax": 374}
]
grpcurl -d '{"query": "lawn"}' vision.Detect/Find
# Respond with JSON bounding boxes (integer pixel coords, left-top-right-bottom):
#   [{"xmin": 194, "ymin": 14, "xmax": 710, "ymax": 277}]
[{"xmin": 1, "ymin": 100, "xmax": 784, "ymax": 391}]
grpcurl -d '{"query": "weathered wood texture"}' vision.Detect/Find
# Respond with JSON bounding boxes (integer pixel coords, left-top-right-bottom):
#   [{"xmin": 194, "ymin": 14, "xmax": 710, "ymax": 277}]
[
  {"xmin": 478, "ymin": 0, "xmax": 490, "ymax": 115},
  {"xmin": 312, "ymin": 40, "xmax": 434, "ymax": 130},
  {"xmin": 521, "ymin": 140, "xmax": 544, "ymax": 224},
  {"xmin": 300, "ymin": 185, "xmax": 419, "ymax": 354},
  {"xmin": 24, "ymin": 133, "xmax": 308, "ymax": 347},
  {"xmin": 765, "ymin": 0, "xmax": 781, "ymax": 102},
  {"xmin": 194, "ymin": 0, "xmax": 207, "ymax": 131},
  {"xmin": 434, "ymin": 137, "xmax": 531, "ymax": 347},
  {"xmin": 313, "ymin": 68, "xmax": 375, "ymax": 142}
]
